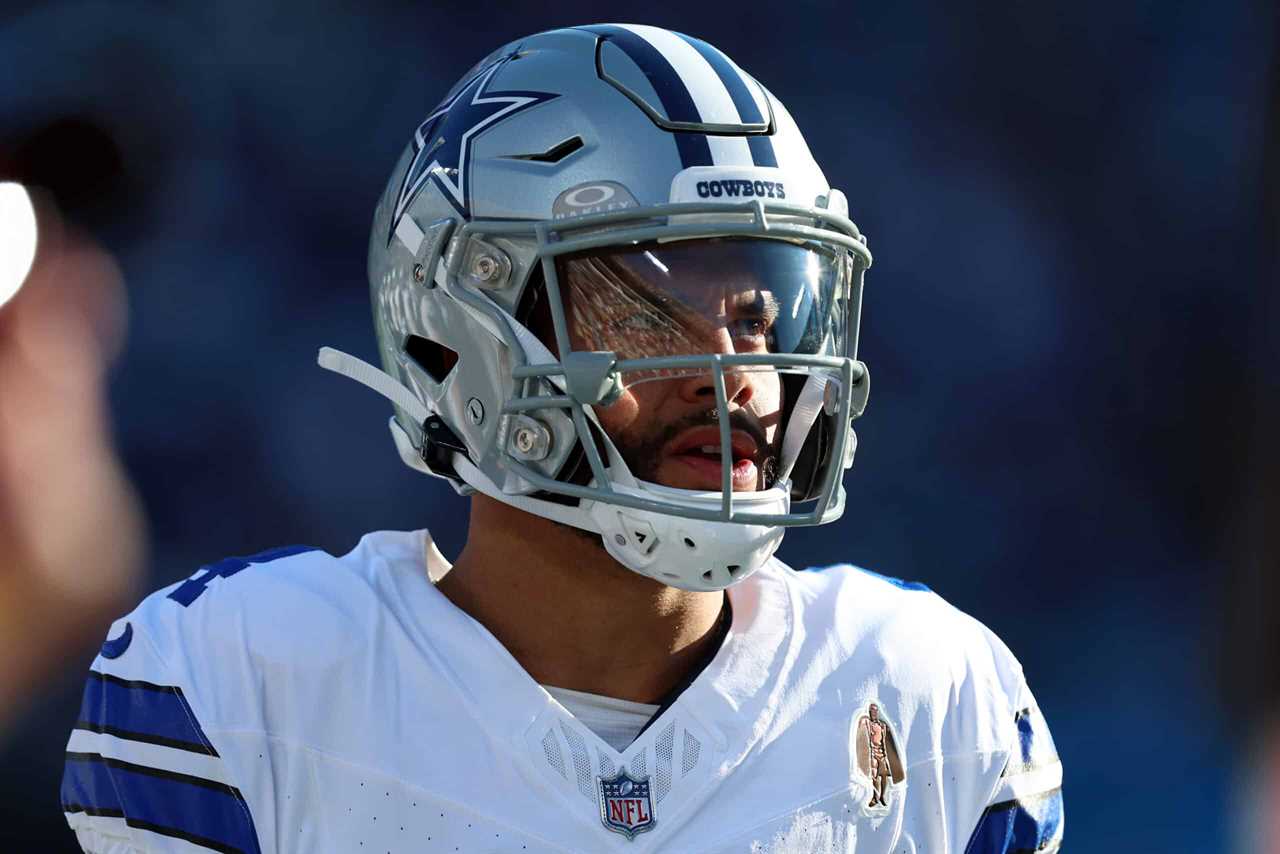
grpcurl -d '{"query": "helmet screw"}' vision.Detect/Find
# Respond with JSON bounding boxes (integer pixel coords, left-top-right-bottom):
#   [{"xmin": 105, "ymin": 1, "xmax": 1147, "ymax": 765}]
[
  {"xmin": 508, "ymin": 416, "xmax": 552, "ymax": 461},
  {"xmin": 412, "ymin": 263, "xmax": 426, "ymax": 283},
  {"xmin": 466, "ymin": 398, "xmax": 484, "ymax": 425},
  {"xmin": 614, "ymin": 533, "xmax": 627, "ymax": 546},
  {"xmin": 471, "ymin": 254, "xmax": 500, "ymax": 281}
]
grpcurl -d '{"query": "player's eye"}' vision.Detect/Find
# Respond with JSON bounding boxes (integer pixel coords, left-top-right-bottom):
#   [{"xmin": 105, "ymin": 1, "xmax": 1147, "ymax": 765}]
[
  {"xmin": 731, "ymin": 317, "xmax": 769, "ymax": 337},
  {"xmin": 726, "ymin": 291, "xmax": 780, "ymax": 347},
  {"xmin": 729, "ymin": 313, "xmax": 777, "ymax": 352}
]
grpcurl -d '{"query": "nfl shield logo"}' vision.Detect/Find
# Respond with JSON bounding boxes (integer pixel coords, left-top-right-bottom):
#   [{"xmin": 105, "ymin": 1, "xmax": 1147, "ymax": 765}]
[{"xmin": 597, "ymin": 769, "xmax": 656, "ymax": 840}]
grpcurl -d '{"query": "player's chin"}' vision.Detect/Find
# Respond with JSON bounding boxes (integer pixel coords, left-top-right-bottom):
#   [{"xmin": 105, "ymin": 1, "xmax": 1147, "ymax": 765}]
[{"xmin": 654, "ymin": 455, "xmax": 763, "ymax": 492}]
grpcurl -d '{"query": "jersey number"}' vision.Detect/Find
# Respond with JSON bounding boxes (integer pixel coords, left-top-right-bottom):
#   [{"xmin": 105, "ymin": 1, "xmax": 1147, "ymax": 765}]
[{"xmin": 167, "ymin": 545, "xmax": 315, "ymax": 606}]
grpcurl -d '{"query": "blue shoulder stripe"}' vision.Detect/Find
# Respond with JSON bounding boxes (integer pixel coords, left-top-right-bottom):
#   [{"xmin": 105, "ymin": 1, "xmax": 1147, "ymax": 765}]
[
  {"xmin": 1012, "ymin": 706, "xmax": 1060, "ymax": 774},
  {"xmin": 62, "ymin": 753, "xmax": 261, "ymax": 854},
  {"xmin": 965, "ymin": 787, "xmax": 1063, "ymax": 854},
  {"xmin": 580, "ymin": 25, "xmax": 714, "ymax": 169},
  {"xmin": 811, "ymin": 564, "xmax": 931, "ymax": 592},
  {"xmin": 76, "ymin": 671, "xmax": 216, "ymax": 755},
  {"xmin": 857, "ymin": 566, "xmax": 931, "ymax": 592},
  {"xmin": 168, "ymin": 544, "xmax": 317, "ymax": 607}
]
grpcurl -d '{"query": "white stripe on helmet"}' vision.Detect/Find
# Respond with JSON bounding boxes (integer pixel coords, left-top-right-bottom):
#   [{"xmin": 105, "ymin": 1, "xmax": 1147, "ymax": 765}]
[{"xmin": 618, "ymin": 24, "xmax": 753, "ymax": 167}]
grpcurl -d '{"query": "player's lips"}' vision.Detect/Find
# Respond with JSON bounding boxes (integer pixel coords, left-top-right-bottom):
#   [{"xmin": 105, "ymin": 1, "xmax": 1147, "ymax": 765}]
[{"xmin": 665, "ymin": 427, "xmax": 761, "ymax": 491}]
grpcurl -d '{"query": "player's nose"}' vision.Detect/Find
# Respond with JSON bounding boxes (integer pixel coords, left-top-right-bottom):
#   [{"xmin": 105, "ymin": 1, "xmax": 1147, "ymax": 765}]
[{"xmin": 676, "ymin": 329, "xmax": 754, "ymax": 408}]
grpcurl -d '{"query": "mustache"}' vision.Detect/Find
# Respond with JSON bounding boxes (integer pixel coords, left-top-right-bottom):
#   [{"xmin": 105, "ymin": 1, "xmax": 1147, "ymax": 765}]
[
  {"xmin": 655, "ymin": 409, "xmax": 771, "ymax": 454},
  {"xmin": 612, "ymin": 409, "xmax": 779, "ymax": 487}
]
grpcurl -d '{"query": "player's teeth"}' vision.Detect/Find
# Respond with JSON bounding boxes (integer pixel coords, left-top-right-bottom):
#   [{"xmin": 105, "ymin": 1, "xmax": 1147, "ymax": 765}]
[{"xmin": 699, "ymin": 445, "xmax": 720, "ymax": 455}]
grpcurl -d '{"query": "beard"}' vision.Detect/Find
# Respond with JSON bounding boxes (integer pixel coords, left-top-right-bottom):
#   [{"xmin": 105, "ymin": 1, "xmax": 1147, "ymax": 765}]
[{"xmin": 544, "ymin": 409, "xmax": 780, "ymax": 564}]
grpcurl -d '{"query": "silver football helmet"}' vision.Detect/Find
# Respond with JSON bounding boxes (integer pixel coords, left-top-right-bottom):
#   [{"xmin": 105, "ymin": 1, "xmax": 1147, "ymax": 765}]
[{"xmin": 321, "ymin": 24, "xmax": 872, "ymax": 592}]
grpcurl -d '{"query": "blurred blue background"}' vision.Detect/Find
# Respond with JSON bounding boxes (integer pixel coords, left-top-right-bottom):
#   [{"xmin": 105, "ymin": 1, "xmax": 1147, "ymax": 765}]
[{"xmin": 2, "ymin": 1, "xmax": 1276, "ymax": 849}]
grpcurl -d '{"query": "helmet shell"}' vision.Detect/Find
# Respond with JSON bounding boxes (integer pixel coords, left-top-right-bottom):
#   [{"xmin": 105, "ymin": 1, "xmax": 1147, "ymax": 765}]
[{"xmin": 363, "ymin": 25, "xmax": 866, "ymax": 590}]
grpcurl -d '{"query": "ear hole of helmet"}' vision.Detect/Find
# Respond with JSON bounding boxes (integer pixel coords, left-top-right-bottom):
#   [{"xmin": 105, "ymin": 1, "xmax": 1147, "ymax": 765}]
[
  {"xmin": 512, "ymin": 265, "xmax": 590, "ymax": 507},
  {"xmin": 515, "ymin": 264, "xmax": 559, "ymax": 358},
  {"xmin": 404, "ymin": 334, "xmax": 458, "ymax": 384}
]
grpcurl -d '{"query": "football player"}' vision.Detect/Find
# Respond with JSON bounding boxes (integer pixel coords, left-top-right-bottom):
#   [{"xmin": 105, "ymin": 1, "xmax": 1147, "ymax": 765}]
[{"xmin": 62, "ymin": 24, "xmax": 1063, "ymax": 853}]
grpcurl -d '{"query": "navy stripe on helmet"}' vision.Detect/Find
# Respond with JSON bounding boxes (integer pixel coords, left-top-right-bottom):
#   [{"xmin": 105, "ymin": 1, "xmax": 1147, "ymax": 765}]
[
  {"xmin": 747, "ymin": 135, "xmax": 778, "ymax": 168},
  {"xmin": 582, "ymin": 24, "xmax": 713, "ymax": 168},
  {"xmin": 62, "ymin": 753, "xmax": 261, "ymax": 854},
  {"xmin": 673, "ymin": 33, "xmax": 777, "ymax": 168}
]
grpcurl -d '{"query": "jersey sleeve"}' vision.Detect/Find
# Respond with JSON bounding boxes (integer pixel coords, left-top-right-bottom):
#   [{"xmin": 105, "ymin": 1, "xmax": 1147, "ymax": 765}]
[
  {"xmin": 61, "ymin": 610, "xmax": 264, "ymax": 854},
  {"xmin": 962, "ymin": 681, "xmax": 1064, "ymax": 853}
]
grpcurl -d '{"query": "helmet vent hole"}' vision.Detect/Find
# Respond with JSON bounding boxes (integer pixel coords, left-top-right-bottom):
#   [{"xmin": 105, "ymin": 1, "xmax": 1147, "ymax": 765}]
[
  {"xmin": 683, "ymin": 537, "xmax": 696, "ymax": 550},
  {"xmin": 726, "ymin": 564, "xmax": 742, "ymax": 577},
  {"xmin": 405, "ymin": 335, "xmax": 458, "ymax": 384},
  {"xmin": 504, "ymin": 135, "xmax": 585, "ymax": 164},
  {"xmin": 701, "ymin": 570, "xmax": 714, "ymax": 582}
]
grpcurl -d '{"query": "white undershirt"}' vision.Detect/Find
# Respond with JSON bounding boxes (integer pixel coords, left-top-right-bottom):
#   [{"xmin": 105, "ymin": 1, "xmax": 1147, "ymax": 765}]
[{"xmin": 543, "ymin": 685, "xmax": 661, "ymax": 753}]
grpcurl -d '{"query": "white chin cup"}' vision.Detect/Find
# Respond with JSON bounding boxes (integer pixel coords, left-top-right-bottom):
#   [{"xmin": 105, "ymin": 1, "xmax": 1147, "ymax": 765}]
[{"xmin": 585, "ymin": 481, "xmax": 789, "ymax": 592}]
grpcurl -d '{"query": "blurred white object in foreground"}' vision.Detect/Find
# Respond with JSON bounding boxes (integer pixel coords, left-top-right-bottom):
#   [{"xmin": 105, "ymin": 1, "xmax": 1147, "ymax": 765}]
[
  {"xmin": 0, "ymin": 182, "xmax": 37, "ymax": 310},
  {"xmin": 0, "ymin": 191, "xmax": 144, "ymax": 730}
]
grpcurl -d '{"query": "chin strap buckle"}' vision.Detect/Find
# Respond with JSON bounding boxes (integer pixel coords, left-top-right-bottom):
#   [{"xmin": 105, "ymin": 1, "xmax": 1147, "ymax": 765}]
[
  {"xmin": 318, "ymin": 346, "xmax": 474, "ymax": 490},
  {"xmin": 420, "ymin": 415, "xmax": 468, "ymax": 481}
]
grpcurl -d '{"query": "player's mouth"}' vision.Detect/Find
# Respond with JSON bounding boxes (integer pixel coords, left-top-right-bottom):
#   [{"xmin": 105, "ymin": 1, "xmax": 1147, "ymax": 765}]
[{"xmin": 664, "ymin": 426, "xmax": 762, "ymax": 491}]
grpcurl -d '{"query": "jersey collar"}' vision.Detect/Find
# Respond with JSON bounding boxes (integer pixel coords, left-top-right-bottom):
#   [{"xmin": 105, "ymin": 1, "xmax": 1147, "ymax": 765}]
[{"xmin": 389, "ymin": 529, "xmax": 795, "ymax": 755}]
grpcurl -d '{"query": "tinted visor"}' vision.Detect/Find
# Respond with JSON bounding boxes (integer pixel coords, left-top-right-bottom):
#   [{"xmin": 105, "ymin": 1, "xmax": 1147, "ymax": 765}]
[{"xmin": 553, "ymin": 237, "xmax": 848, "ymax": 373}]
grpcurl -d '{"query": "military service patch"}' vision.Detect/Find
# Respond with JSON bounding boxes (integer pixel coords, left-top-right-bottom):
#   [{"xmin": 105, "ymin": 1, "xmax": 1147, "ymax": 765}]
[{"xmin": 854, "ymin": 701, "xmax": 906, "ymax": 813}]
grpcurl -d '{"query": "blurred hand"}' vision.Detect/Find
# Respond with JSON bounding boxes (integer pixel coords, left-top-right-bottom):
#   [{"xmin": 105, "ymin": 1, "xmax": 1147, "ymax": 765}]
[{"xmin": 0, "ymin": 190, "xmax": 144, "ymax": 727}]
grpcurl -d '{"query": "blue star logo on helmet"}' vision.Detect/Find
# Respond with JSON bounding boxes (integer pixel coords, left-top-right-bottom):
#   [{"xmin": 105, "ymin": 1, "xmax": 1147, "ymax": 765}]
[{"xmin": 390, "ymin": 52, "xmax": 558, "ymax": 242}]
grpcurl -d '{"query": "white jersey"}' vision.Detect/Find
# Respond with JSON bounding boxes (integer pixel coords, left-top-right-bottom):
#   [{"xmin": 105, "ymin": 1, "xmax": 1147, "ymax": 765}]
[{"xmin": 62, "ymin": 529, "xmax": 1063, "ymax": 853}]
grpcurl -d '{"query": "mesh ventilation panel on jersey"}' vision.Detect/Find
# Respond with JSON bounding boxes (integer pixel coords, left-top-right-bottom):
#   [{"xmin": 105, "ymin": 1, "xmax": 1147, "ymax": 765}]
[
  {"xmin": 559, "ymin": 721, "xmax": 595, "ymax": 800},
  {"xmin": 655, "ymin": 721, "xmax": 676, "ymax": 802},
  {"xmin": 599, "ymin": 753, "xmax": 616, "ymax": 778},
  {"xmin": 682, "ymin": 728, "xmax": 702, "ymax": 777},
  {"xmin": 541, "ymin": 728, "xmax": 567, "ymax": 780},
  {"xmin": 629, "ymin": 750, "xmax": 647, "ymax": 780}
]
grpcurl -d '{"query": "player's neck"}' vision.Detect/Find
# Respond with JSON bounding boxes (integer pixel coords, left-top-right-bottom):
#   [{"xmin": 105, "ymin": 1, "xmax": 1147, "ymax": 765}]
[{"xmin": 435, "ymin": 495, "xmax": 727, "ymax": 705}]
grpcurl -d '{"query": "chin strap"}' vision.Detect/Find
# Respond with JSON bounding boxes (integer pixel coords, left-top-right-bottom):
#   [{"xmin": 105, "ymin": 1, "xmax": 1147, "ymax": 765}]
[
  {"xmin": 317, "ymin": 347, "xmax": 432, "ymax": 425},
  {"xmin": 320, "ymin": 345, "xmax": 477, "ymax": 493},
  {"xmin": 776, "ymin": 373, "xmax": 829, "ymax": 484},
  {"xmin": 451, "ymin": 452, "xmax": 603, "ymax": 533}
]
